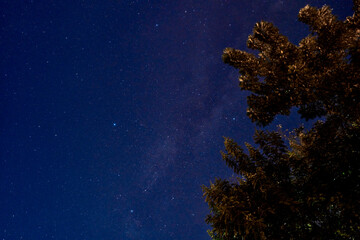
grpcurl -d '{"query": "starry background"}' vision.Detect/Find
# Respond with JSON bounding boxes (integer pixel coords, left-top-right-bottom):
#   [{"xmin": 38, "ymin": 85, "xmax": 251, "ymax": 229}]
[{"xmin": 0, "ymin": 0, "xmax": 353, "ymax": 239}]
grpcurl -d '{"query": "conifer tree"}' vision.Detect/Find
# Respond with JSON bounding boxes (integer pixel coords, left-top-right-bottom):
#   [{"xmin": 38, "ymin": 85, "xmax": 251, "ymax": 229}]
[{"xmin": 203, "ymin": 1, "xmax": 360, "ymax": 239}]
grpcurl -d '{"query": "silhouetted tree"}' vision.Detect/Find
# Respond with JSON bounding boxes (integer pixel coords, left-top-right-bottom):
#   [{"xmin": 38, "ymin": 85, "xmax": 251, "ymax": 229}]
[{"xmin": 203, "ymin": 1, "xmax": 360, "ymax": 239}]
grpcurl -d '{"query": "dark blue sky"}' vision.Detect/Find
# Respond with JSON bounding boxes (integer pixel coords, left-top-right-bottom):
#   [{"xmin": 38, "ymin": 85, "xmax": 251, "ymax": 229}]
[{"xmin": 0, "ymin": 1, "xmax": 353, "ymax": 239}]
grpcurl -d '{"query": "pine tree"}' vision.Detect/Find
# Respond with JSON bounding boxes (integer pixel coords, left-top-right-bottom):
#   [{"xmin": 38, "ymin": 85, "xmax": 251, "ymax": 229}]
[{"xmin": 203, "ymin": 1, "xmax": 360, "ymax": 239}]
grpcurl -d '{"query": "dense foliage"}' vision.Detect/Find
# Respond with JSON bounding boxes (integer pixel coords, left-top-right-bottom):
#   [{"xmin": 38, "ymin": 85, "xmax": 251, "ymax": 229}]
[{"xmin": 203, "ymin": 1, "xmax": 360, "ymax": 239}]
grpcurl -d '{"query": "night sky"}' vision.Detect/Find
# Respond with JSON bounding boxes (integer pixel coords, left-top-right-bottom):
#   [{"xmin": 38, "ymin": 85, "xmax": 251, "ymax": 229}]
[{"xmin": 0, "ymin": 1, "xmax": 353, "ymax": 239}]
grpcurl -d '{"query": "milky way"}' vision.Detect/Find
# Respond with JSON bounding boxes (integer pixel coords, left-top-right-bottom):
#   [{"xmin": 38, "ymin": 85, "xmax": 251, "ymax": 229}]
[{"xmin": 0, "ymin": 0, "xmax": 353, "ymax": 239}]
